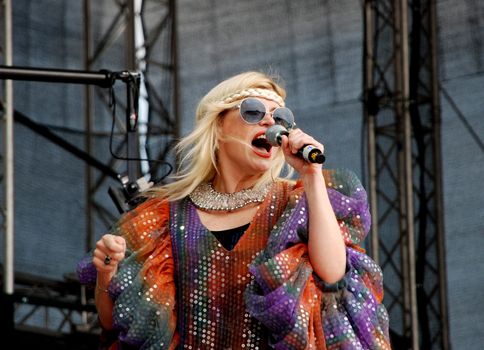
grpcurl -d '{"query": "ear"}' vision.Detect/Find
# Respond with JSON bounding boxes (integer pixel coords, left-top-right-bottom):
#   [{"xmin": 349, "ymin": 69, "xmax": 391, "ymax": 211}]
[
  {"xmin": 217, "ymin": 110, "xmax": 227, "ymax": 127},
  {"xmin": 213, "ymin": 119, "xmax": 222, "ymax": 149},
  {"xmin": 215, "ymin": 112, "xmax": 227, "ymax": 144}
]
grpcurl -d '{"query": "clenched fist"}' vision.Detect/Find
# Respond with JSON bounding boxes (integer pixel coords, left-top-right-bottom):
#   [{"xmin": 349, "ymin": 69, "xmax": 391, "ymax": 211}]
[{"xmin": 93, "ymin": 234, "xmax": 126, "ymax": 276}]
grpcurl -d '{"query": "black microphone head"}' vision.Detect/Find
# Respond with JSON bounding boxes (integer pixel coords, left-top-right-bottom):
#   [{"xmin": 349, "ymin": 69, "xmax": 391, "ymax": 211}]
[{"xmin": 266, "ymin": 125, "xmax": 288, "ymax": 147}]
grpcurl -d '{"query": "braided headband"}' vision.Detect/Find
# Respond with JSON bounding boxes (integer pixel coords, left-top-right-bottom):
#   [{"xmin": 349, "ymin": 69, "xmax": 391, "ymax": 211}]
[{"xmin": 221, "ymin": 88, "xmax": 285, "ymax": 107}]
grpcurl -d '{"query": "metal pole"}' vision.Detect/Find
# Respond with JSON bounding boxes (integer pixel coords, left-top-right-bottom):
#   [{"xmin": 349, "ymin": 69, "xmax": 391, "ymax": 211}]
[
  {"xmin": 126, "ymin": 0, "xmax": 140, "ymax": 182},
  {"xmin": 2, "ymin": 0, "xmax": 14, "ymax": 296},
  {"xmin": 399, "ymin": 0, "xmax": 419, "ymax": 347},
  {"xmin": 0, "ymin": 66, "xmax": 113, "ymax": 86},
  {"xmin": 394, "ymin": 0, "xmax": 411, "ymax": 339},
  {"xmin": 364, "ymin": 0, "xmax": 380, "ymax": 265},
  {"xmin": 83, "ymin": 0, "xmax": 94, "ymax": 253},
  {"xmin": 171, "ymin": 0, "xmax": 180, "ymax": 142},
  {"xmin": 429, "ymin": 0, "xmax": 450, "ymax": 348}
]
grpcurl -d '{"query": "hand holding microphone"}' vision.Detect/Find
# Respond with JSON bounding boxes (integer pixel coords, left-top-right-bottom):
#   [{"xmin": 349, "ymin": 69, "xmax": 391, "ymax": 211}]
[{"xmin": 266, "ymin": 125, "xmax": 326, "ymax": 164}]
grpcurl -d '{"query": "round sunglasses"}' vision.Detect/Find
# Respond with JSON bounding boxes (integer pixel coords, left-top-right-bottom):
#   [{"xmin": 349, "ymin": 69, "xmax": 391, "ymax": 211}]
[{"xmin": 235, "ymin": 98, "xmax": 295, "ymax": 129}]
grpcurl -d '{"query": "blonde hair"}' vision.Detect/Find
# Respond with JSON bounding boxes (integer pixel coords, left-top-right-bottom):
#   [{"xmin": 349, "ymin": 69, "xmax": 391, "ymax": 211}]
[{"xmin": 148, "ymin": 71, "xmax": 292, "ymax": 201}]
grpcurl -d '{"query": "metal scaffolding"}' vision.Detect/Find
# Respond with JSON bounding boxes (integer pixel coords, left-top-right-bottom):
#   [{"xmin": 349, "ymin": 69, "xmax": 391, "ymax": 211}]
[
  {"xmin": 363, "ymin": 0, "xmax": 449, "ymax": 349},
  {"xmin": 83, "ymin": 0, "xmax": 179, "ymax": 250},
  {"xmin": 1, "ymin": 0, "xmax": 453, "ymax": 347},
  {"xmin": 1, "ymin": 0, "xmax": 178, "ymax": 342}
]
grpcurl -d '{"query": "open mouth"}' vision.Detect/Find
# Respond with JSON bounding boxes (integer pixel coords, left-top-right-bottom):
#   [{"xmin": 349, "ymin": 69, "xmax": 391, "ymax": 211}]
[{"xmin": 251, "ymin": 133, "xmax": 272, "ymax": 154}]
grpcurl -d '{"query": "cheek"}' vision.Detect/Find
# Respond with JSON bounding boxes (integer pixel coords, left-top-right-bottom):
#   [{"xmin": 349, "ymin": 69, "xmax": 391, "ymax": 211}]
[
  {"xmin": 220, "ymin": 122, "xmax": 251, "ymax": 144},
  {"xmin": 220, "ymin": 110, "xmax": 252, "ymax": 133},
  {"xmin": 221, "ymin": 117, "xmax": 245, "ymax": 133}
]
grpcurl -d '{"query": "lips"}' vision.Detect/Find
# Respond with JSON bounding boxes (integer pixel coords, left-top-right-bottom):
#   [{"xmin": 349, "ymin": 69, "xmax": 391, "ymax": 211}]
[{"xmin": 251, "ymin": 131, "xmax": 272, "ymax": 157}]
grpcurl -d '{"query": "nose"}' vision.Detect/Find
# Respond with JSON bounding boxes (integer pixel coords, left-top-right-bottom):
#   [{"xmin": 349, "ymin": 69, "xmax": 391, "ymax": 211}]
[{"xmin": 259, "ymin": 111, "xmax": 276, "ymax": 126}]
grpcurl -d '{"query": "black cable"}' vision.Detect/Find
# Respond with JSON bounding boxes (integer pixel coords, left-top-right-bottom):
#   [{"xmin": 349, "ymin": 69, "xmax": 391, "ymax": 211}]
[
  {"xmin": 107, "ymin": 82, "xmax": 173, "ymax": 181},
  {"xmin": 0, "ymin": 100, "xmax": 121, "ymax": 182}
]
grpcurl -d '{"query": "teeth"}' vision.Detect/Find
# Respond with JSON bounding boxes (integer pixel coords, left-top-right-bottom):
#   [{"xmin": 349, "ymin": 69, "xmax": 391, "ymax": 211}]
[{"xmin": 255, "ymin": 134, "xmax": 266, "ymax": 140}]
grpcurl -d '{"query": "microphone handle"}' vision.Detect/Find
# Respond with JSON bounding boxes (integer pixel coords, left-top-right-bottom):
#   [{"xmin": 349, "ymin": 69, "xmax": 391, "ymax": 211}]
[
  {"xmin": 272, "ymin": 127, "xmax": 326, "ymax": 164},
  {"xmin": 300, "ymin": 145, "xmax": 326, "ymax": 164}
]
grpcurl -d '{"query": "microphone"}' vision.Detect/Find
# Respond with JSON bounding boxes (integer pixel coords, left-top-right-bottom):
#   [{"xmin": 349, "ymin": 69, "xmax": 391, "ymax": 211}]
[{"xmin": 266, "ymin": 125, "xmax": 326, "ymax": 164}]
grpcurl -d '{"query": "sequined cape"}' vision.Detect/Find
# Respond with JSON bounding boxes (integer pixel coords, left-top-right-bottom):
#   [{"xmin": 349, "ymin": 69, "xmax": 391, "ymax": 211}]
[{"xmin": 77, "ymin": 168, "xmax": 391, "ymax": 349}]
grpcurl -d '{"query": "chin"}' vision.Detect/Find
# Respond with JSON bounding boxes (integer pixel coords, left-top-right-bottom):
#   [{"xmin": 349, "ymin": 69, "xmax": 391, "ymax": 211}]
[{"xmin": 250, "ymin": 160, "xmax": 272, "ymax": 174}]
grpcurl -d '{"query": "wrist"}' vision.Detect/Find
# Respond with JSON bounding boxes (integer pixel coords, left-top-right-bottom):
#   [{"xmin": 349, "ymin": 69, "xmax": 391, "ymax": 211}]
[
  {"xmin": 96, "ymin": 271, "xmax": 115, "ymax": 293},
  {"xmin": 96, "ymin": 284, "xmax": 109, "ymax": 293},
  {"xmin": 300, "ymin": 169, "xmax": 324, "ymax": 186}
]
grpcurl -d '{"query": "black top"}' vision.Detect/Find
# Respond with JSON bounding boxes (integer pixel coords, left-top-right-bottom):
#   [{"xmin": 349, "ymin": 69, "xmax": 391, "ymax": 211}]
[{"xmin": 211, "ymin": 223, "xmax": 250, "ymax": 251}]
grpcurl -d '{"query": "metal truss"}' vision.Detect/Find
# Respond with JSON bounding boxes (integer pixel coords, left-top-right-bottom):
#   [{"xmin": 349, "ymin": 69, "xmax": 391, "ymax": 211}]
[
  {"xmin": 78, "ymin": 0, "xmax": 179, "ymax": 335},
  {"xmin": 3, "ymin": 270, "xmax": 97, "ymax": 332},
  {"xmin": 0, "ymin": 0, "xmax": 178, "ymax": 341},
  {"xmin": 71, "ymin": 0, "xmax": 179, "ymax": 335},
  {"xmin": 83, "ymin": 0, "xmax": 179, "ymax": 250},
  {"xmin": 363, "ymin": 0, "xmax": 449, "ymax": 349}
]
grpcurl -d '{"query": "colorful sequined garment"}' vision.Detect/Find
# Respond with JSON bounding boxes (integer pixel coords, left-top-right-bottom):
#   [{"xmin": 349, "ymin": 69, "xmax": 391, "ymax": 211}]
[
  {"xmin": 168, "ymin": 180, "xmax": 294, "ymax": 349},
  {"xmin": 76, "ymin": 168, "xmax": 391, "ymax": 349},
  {"xmin": 245, "ymin": 169, "xmax": 391, "ymax": 349}
]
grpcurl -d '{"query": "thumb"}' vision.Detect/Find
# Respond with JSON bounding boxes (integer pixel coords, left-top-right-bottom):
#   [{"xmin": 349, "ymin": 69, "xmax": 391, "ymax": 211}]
[{"xmin": 113, "ymin": 235, "xmax": 126, "ymax": 248}]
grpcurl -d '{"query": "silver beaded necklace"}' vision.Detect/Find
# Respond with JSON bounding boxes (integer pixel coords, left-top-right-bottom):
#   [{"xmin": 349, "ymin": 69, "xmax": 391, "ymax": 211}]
[{"xmin": 189, "ymin": 182, "xmax": 271, "ymax": 211}]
